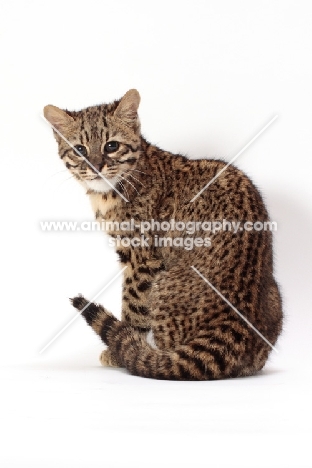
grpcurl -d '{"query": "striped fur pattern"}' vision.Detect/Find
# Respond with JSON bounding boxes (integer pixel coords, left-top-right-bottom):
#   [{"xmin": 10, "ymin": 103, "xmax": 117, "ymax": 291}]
[{"xmin": 44, "ymin": 90, "xmax": 283, "ymax": 380}]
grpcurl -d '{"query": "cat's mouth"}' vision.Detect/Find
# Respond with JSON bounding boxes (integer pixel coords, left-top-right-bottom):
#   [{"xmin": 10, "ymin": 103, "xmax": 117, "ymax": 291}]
[
  {"xmin": 94, "ymin": 174, "xmax": 113, "ymax": 180},
  {"xmin": 92, "ymin": 168, "xmax": 118, "ymax": 179},
  {"xmin": 84, "ymin": 174, "xmax": 118, "ymax": 193}
]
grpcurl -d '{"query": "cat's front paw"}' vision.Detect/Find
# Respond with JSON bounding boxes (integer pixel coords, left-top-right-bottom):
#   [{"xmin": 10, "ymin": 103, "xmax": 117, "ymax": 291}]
[{"xmin": 100, "ymin": 349, "xmax": 120, "ymax": 367}]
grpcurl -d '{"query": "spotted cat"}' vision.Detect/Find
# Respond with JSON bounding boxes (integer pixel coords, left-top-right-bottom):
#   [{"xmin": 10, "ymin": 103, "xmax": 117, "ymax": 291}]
[{"xmin": 44, "ymin": 89, "xmax": 282, "ymax": 380}]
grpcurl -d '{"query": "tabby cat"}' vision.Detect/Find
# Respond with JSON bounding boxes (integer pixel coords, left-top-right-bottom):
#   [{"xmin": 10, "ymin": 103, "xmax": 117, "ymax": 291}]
[{"xmin": 44, "ymin": 89, "xmax": 282, "ymax": 380}]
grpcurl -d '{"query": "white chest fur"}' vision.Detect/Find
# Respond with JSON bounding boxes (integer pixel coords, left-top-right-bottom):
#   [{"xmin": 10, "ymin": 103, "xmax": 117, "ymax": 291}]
[{"xmin": 88, "ymin": 192, "xmax": 121, "ymax": 219}]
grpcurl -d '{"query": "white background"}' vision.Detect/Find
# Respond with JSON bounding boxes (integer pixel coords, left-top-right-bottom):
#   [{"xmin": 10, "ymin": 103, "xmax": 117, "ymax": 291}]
[{"xmin": 1, "ymin": 1, "xmax": 312, "ymax": 467}]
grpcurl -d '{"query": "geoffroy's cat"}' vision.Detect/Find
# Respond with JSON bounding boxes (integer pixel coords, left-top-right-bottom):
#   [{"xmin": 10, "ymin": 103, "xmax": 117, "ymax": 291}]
[{"xmin": 44, "ymin": 89, "xmax": 282, "ymax": 380}]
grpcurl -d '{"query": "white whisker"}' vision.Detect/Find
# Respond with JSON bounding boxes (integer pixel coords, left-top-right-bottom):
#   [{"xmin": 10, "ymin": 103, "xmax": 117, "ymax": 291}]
[
  {"xmin": 128, "ymin": 168, "xmax": 149, "ymax": 176},
  {"xmin": 119, "ymin": 174, "xmax": 140, "ymax": 196},
  {"xmin": 43, "ymin": 169, "xmax": 69, "ymax": 185},
  {"xmin": 115, "ymin": 176, "xmax": 130, "ymax": 200},
  {"xmin": 127, "ymin": 172, "xmax": 146, "ymax": 187},
  {"xmin": 55, "ymin": 175, "xmax": 75, "ymax": 188}
]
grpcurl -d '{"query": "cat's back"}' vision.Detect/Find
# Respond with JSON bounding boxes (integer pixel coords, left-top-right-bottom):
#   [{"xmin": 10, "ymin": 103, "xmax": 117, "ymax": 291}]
[{"xmin": 142, "ymin": 144, "xmax": 268, "ymax": 222}]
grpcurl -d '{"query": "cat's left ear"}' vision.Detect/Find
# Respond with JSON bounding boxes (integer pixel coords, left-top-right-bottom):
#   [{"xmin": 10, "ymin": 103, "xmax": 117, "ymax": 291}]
[{"xmin": 114, "ymin": 89, "xmax": 140, "ymax": 130}]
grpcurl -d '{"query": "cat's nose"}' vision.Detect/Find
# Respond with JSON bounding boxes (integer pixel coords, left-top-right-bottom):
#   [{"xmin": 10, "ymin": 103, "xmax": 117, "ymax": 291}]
[
  {"xmin": 92, "ymin": 155, "xmax": 113, "ymax": 172},
  {"xmin": 103, "ymin": 155, "xmax": 114, "ymax": 167},
  {"xmin": 92, "ymin": 162, "xmax": 101, "ymax": 172}
]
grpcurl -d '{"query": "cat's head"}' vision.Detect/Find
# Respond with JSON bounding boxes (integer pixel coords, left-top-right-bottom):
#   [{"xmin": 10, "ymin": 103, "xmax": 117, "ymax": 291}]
[{"xmin": 44, "ymin": 89, "xmax": 141, "ymax": 193}]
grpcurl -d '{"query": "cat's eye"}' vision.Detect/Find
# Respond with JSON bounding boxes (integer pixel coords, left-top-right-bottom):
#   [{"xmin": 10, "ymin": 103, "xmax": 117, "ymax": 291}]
[
  {"xmin": 74, "ymin": 145, "xmax": 88, "ymax": 157},
  {"xmin": 104, "ymin": 141, "xmax": 120, "ymax": 153}
]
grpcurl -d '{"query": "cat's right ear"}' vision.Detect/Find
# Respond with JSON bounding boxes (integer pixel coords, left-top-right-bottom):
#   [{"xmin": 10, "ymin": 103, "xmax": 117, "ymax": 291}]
[
  {"xmin": 43, "ymin": 105, "xmax": 74, "ymax": 135},
  {"xmin": 114, "ymin": 89, "xmax": 141, "ymax": 131}
]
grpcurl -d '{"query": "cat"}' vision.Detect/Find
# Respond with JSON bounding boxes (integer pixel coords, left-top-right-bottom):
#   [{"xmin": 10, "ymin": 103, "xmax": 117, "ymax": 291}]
[{"xmin": 44, "ymin": 89, "xmax": 283, "ymax": 380}]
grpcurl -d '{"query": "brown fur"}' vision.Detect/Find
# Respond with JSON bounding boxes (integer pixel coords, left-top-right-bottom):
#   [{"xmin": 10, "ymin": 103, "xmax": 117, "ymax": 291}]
[{"xmin": 44, "ymin": 89, "xmax": 283, "ymax": 380}]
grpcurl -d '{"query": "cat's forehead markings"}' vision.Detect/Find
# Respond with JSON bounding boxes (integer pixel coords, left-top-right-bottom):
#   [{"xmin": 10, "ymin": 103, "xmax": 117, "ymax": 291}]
[{"xmin": 78, "ymin": 106, "xmax": 109, "ymax": 138}]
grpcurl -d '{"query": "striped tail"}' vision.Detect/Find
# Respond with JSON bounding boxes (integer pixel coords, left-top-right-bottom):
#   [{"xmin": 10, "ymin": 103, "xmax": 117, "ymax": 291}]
[{"xmin": 71, "ymin": 295, "xmax": 266, "ymax": 381}]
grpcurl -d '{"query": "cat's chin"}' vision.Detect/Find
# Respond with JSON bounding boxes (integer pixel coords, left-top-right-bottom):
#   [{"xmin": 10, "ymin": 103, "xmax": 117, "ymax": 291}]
[{"xmin": 84, "ymin": 176, "xmax": 118, "ymax": 193}]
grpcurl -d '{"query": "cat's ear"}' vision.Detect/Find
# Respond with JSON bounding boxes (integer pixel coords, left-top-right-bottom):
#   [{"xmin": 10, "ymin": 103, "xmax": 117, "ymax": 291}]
[
  {"xmin": 114, "ymin": 89, "xmax": 140, "ymax": 129},
  {"xmin": 43, "ymin": 105, "xmax": 74, "ymax": 134}
]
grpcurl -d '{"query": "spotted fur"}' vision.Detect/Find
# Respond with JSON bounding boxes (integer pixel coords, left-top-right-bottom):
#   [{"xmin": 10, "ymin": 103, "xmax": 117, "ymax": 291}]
[{"xmin": 44, "ymin": 89, "xmax": 283, "ymax": 380}]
